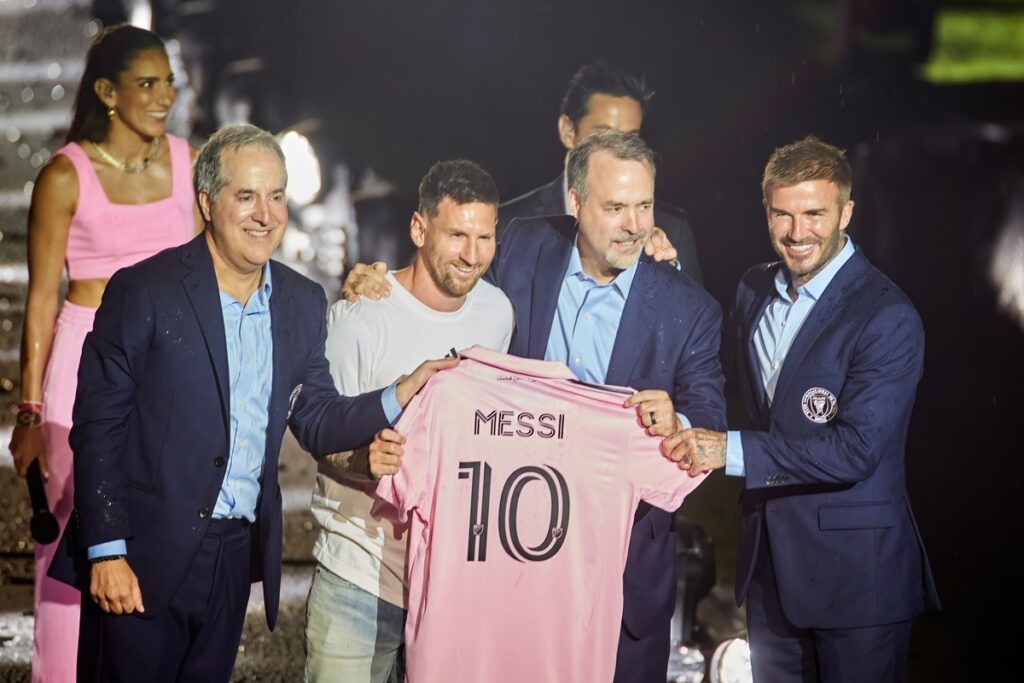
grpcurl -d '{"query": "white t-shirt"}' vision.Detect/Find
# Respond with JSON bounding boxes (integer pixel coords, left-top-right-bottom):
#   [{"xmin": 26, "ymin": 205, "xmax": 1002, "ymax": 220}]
[{"xmin": 312, "ymin": 271, "xmax": 514, "ymax": 607}]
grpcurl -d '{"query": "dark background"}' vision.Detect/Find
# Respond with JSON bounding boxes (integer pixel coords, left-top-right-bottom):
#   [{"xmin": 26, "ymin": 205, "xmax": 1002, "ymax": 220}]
[{"xmin": 115, "ymin": 0, "xmax": 1024, "ymax": 678}]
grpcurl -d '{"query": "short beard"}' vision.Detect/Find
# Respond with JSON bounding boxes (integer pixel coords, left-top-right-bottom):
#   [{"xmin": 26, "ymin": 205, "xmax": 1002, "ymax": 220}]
[
  {"xmin": 432, "ymin": 268, "xmax": 480, "ymax": 299},
  {"xmin": 604, "ymin": 231, "xmax": 647, "ymax": 271}
]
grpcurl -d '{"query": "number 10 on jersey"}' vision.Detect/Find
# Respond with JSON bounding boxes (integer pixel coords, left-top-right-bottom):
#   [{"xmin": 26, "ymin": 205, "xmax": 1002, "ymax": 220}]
[{"xmin": 458, "ymin": 461, "xmax": 571, "ymax": 563}]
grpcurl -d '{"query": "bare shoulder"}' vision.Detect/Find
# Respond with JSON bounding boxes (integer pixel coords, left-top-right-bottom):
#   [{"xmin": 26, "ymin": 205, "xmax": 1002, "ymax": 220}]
[{"xmin": 32, "ymin": 154, "xmax": 79, "ymax": 212}]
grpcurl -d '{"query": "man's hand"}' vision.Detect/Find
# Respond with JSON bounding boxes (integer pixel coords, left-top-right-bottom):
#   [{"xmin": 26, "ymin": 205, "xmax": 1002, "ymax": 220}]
[
  {"xmin": 340, "ymin": 262, "xmax": 390, "ymax": 302},
  {"xmin": 394, "ymin": 357, "xmax": 460, "ymax": 408},
  {"xmin": 661, "ymin": 427, "xmax": 727, "ymax": 476},
  {"xmin": 368, "ymin": 428, "xmax": 406, "ymax": 479},
  {"xmin": 624, "ymin": 390, "xmax": 681, "ymax": 437},
  {"xmin": 9, "ymin": 425, "xmax": 47, "ymax": 479},
  {"xmin": 643, "ymin": 226, "xmax": 678, "ymax": 263},
  {"xmin": 90, "ymin": 558, "xmax": 144, "ymax": 615}
]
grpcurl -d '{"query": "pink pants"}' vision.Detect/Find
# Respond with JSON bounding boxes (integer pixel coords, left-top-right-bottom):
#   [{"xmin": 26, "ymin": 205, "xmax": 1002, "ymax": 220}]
[{"xmin": 33, "ymin": 301, "xmax": 94, "ymax": 683}]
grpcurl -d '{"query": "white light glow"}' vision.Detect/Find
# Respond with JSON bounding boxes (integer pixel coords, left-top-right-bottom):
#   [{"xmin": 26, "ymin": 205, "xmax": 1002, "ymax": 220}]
[
  {"xmin": 990, "ymin": 208, "xmax": 1024, "ymax": 332},
  {"xmin": 710, "ymin": 637, "xmax": 752, "ymax": 683},
  {"xmin": 279, "ymin": 131, "xmax": 322, "ymax": 206},
  {"xmin": 129, "ymin": 0, "xmax": 152, "ymax": 29}
]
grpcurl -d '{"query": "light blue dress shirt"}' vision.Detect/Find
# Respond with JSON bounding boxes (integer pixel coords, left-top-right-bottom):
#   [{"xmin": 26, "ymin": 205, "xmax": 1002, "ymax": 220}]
[
  {"xmin": 725, "ymin": 237, "xmax": 856, "ymax": 477},
  {"xmin": 544, "ymin": 241, "xmax": 690, "ymax": 427},
  {"xmin": 86, "ymin": 263, "xmax": 399, "ymax": 560},
  {"xmin": 213, "ymin": 264, "xmax": 274, "ymax": 520}
]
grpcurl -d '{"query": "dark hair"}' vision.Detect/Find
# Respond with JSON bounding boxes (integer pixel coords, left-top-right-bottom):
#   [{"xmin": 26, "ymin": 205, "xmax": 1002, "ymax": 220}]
[
  {"xmin": 194, "ymin": 124, "xmax": 286, "ymax": 202},
  {"xmin": 418, "ymin": 160, "xmax": 500, "ymax": 219},
  {"xmin": 66, "ymin": 23, "xmax": 167, "ymax": 143},
  {"xmin": 559, "ymin": 60, "xmax": 654, "ymax": 130},
  {"xmin": 566, "ymin": 129, "xmax": 656, "ymax": 205},
  {"xmin": 762, "ymin": 135, "xmax": 853, "ymax": 205}
]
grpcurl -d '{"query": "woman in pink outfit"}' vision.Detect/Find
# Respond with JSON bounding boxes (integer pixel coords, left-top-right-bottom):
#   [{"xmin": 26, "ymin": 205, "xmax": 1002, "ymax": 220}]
[{"xmin": 7, "ymin": 24, "xmax": 200, "ymax": 682}]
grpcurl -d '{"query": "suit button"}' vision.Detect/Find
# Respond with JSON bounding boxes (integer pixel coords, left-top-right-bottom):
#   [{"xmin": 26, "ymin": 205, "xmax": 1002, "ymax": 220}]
[
  {"xmin": 214, "ymin": 457, "xmax": 225, "ymax": 468},
  {"xmin": 198, "ymin": 507, "xmax": 210, "ymax": 519}
]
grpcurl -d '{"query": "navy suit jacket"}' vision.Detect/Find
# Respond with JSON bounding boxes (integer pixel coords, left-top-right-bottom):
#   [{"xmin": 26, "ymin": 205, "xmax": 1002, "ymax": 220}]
[
  {"xmin": 48, "ymin": 234, "xmax": 389, "ymax": 629},
  {"xmin": 489, "ymin": 215, "xmax": 726, "ymax": 638},
  {"xmin": 498, "ymin": 174, "xmax": 704, "ymax": 284},
  {"xmin": 731, "ymin": 249, "xmax": 940, "ymax": 628}
]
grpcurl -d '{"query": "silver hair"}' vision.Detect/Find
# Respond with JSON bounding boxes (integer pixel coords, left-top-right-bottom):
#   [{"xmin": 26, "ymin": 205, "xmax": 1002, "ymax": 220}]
[
  {"xmin": 193, "ymin": 123, "xmax": 287, "ymax": 202},
  {"xmin": 565, "ymin": 129, "xmax": 656, "ymax": 205}
]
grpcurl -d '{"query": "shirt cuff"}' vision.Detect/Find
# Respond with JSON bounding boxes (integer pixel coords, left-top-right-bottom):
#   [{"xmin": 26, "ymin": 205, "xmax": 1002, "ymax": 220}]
[
  {"xmin": 88, "ymin": 540, "xmax": 127, "ymax": 559},
  {"xmin": 725, "ymin": 431, "xmax": 746, "ymax": 477},
  {"xmin": 381, "ymin": 383, "xmax": 401, "ymax": 425},
  {"xmin": 675, "ymin": 412, "xmax": 691, "ymax": 429}
]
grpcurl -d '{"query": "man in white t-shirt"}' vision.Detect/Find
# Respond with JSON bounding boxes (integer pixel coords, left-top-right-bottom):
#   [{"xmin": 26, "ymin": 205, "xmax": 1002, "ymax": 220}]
[{"xmin": 304, "ymin": 160, "xmax": 514, "ymax": 682}]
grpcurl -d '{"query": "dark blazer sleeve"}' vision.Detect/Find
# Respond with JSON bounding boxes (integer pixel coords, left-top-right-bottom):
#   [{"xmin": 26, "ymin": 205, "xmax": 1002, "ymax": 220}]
[
  {"xmin": 673, "ymin": 293, "xmax": 727, "ymax": 432},
  {"xmin": 497, "ymin": 177, "xmax": 564, "ymax": 244},
  {"xmin": 741, "ymin": 301, "xmax": 925, "ymax": 487},
  {"xmin": 654, "ymin": 202, "xmax": 702, "ymax": 285},
  {"xmin": 287, "ymin": 284, "xmax": 389, "ymax": 458},
  {"xmin": 70, "ymin": 267, "xmax": 153, "ymax": 547}
]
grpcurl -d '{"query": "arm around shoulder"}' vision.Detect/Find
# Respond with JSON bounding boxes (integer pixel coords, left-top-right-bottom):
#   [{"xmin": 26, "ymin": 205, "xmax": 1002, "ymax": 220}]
[{"xmin": 289, "ymin": 286, "xmax": 389, "ymax": 457}]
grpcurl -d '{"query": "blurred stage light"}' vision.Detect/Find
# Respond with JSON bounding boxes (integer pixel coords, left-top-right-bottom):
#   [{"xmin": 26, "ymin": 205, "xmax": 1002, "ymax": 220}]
[
  {"xmin": 990, "ymin": 214, "xmax": 1024, "ymax": 332},
  {"xmin": 708, "ymin": 637, "xmax": 752, "ymax": 683},
  {"xmin": 279, "ymin": 131, "xmax": 322, "ymax": 206},
  {"xmin": 668, "ymin": 644, "xmax": 706, "ymax": 683},
  {"xmin": 128, "ymin": 0, "xmax": 153, "ymax": 30}
]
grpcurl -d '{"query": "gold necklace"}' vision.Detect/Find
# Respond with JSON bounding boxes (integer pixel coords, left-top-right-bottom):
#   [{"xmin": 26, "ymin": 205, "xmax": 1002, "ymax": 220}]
[{"xmin": 90, "ymin": 136, "xmax": 161, "ymax": 174}]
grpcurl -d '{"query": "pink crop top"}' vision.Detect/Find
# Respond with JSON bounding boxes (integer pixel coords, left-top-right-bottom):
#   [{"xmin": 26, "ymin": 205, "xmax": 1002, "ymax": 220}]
[{"xmin": 56, "ymin": 134, "xmax": 196, "ymax": 280}]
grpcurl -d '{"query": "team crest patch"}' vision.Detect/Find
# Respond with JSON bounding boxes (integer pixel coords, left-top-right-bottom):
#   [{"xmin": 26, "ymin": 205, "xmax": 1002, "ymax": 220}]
[{"xmin": 801, "ymin": 387, "xmax": 838, "ymax": 424}]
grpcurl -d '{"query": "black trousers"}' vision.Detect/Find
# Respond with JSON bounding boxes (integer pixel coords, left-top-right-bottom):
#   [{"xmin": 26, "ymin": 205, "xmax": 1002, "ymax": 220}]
[
  {"xmin": 746, "ymin": 524, "xmax": 912, "ymax": 683},
  {"xmin": 77, "ymin": 518, "xmax": 253, "ymax": 683},
  {"xmin": 612, "ymin": 619, "xmax": 671, "ymax": 683}
]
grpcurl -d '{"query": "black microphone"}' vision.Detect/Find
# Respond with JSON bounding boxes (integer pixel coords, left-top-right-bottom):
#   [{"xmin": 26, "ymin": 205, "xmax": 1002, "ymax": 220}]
[{"xmin": 26, "ymin": 460, "xmax": 59, "ymax": 544}]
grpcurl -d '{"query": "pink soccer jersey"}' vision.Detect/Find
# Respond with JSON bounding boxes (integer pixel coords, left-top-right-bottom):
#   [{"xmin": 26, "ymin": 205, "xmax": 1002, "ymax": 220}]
[{"xmin": 376, "ymin": 346, "xmax": 708, "ymax": 682}]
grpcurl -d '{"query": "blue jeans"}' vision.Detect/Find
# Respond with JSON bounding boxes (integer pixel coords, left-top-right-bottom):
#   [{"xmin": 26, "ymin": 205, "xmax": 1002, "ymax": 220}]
[{"xmin": 304, "ymin": 564, "xmax": 406, "ymax": 683}]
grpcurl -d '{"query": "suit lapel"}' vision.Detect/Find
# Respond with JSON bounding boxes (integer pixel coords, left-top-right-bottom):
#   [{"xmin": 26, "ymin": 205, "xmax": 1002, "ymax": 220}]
[
  {"xmin": 606, "ymin": 256, "xmax": 657, "ymax": 385},
  {"xmin": 258, "ymin": 260, "xmax": 293, "ymax": 494},
  {"xmin": 745, "ymin": 290, "xmax": 772, "ymax": 422},
  {"xmin": 267, "ymin": 261, "xmax": 290, "ymax": 435},
  {"xmin": 771, "ymin": 251, "xmax": 868, "ymax": 404},
  {"xmin": 180, "ymin": 234, "xmax": 230, "ymax": 431},
  {"xmin": 527, "ymin": 228, "xmax": 574, "ymax": 360}
]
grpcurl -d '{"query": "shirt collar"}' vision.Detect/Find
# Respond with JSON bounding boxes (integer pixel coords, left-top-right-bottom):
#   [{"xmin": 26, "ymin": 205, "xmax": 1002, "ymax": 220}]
[
  {"xmin": 566, "ymin": 236, "xmax": 639, "ymax": 299},
  {"xmin": 774, "ymin": 235, "xmax": 855, "ymax": 302},
  {"xmin": 220, "ymin": 261, "xmax": 274, "ymax": 310}
]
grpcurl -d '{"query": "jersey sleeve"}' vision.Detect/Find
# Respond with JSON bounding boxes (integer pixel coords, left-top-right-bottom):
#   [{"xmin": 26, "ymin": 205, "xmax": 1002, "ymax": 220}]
[
  {"xmin": 625, "ymin": 428, "xmax": 708, "ymax": 512},
  {"xmin": 375, "ymin": 386, "xmax": 435, "ymax": 520}
]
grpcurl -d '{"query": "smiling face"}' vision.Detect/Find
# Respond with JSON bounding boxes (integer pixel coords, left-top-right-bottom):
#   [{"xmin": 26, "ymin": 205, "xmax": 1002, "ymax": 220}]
[
  {"xmin": 569, "ymin": 150, "xmax": 654, "ymax": 283},
  {"xmin": 199, "ymin": 145, "xmax": 288, "ymax": 278},
  {"xmin": 96, "ymin": 47, "xmax": 175, "ymax": 140},
  {"xmin": 765, "ymin": 180, "xmax": 854, "ymax": 289},
  {"xmin": 411, "ymin": 197, "xmax": 497, "ymax": 303}
]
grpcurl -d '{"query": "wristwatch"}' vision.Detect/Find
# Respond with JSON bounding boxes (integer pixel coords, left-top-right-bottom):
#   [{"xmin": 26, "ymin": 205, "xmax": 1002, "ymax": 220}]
[{"xmin": 16, "ymin": 408, "xmax": 42, "ymax": 428}]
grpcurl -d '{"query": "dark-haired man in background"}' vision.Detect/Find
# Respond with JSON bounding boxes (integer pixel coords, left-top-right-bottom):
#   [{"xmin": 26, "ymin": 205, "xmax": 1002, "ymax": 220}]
[{"xmin": 498, "ymin": 60, "xmax": 703, "ymax": 283}]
